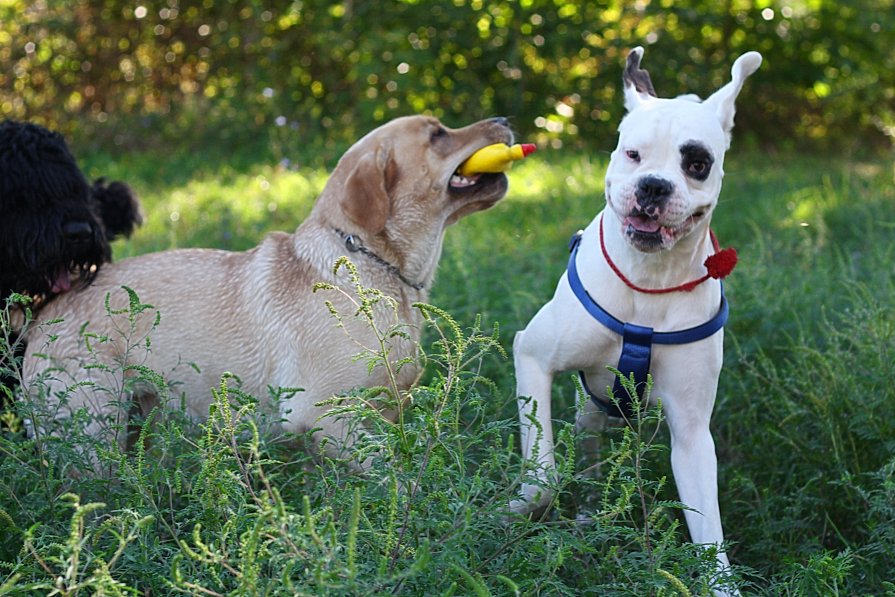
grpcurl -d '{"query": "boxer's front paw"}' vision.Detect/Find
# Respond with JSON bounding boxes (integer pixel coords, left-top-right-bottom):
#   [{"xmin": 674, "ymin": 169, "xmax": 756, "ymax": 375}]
[{"xmin": 509, "ymin": 483, "xmax": 554, "ymax": 518}]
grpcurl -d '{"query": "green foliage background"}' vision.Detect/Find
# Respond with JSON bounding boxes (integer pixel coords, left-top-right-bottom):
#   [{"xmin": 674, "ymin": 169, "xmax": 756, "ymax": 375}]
[{"xmin": 2, "ymin": 0, "xmax": 894, "ymax": 160}]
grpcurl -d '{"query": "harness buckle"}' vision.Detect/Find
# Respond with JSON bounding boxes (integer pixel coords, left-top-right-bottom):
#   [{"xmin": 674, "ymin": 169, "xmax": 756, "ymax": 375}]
[{"xmin": 568, "ymin": 230, "xmax": 584, "ymax": 253}]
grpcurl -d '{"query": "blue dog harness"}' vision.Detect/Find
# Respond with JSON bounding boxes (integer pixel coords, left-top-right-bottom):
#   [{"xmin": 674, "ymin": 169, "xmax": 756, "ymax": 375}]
[{"xmin": 566, "ymin": 231, "xmax": 729, "ymax": 418}]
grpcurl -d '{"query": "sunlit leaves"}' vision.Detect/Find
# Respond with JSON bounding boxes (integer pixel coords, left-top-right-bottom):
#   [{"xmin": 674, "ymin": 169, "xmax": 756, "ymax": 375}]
[{"xmin": 0, "ymin": 0, "xmax": 891, "ymax": 151}]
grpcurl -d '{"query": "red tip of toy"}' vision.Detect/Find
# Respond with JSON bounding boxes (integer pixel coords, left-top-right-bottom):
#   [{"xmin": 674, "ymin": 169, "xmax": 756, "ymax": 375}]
[{"xmin": 520, "ymin": 143, "xmax": 537, "ymax": 157}]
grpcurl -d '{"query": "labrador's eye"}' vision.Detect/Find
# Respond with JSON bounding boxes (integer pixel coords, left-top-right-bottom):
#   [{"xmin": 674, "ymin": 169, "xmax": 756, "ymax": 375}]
[
  {"xmin": 626, "ymin": 149, "xmax": 640, "ymax": 162},
  {"xmin": 430, "ymin": 127, "xmax": 448, "ymax": 143}
]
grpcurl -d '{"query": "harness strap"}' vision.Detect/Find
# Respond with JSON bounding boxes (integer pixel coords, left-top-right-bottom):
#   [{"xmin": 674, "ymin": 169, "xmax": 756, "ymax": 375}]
[{"xmin": 566, "ymin": 231, "xmax": 729, "ymax": 418}]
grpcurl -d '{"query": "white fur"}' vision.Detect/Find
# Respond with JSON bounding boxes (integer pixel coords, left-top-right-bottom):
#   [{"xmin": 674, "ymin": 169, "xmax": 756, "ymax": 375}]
[{"xmin": 511, "ymin": 49, "xmax": 761, "ymax": 596}]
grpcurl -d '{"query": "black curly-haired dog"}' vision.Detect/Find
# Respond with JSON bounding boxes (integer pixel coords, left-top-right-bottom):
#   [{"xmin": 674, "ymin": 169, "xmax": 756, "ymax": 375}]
[
  {"xmin": 1, "ymin": 119, "xmax": 142, "ymax": 405},
  {"xmin": 0, "ymin": 120, "xmax": 142, "ymax": 300}
]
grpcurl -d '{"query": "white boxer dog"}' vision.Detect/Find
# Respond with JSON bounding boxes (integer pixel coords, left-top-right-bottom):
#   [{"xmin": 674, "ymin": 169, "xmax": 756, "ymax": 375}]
[{"xmin": 511, "ymin": 47, "xmax": 761, "ymax": 592}]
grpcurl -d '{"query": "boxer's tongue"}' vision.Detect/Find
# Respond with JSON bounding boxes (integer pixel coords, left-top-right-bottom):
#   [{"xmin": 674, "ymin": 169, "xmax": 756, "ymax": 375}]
[{"xmin": 625, "ymin": 215, "xmax": 661, "ymax": 233}]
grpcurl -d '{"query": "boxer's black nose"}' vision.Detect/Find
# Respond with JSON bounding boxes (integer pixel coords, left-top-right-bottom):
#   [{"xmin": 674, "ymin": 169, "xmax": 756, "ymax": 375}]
[
  {"xmin": 490, "ymin": 117, "xmax": 510, "ymax": 128},
  {"xmin": 635, "ymin": 176, "xmax": 673, "ymax": 216}
]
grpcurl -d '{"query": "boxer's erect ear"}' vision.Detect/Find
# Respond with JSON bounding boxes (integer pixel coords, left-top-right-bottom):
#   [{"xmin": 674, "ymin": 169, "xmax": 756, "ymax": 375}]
[
  {"xmin": 703, "ymin": 52, "xmax": 763, "ymax": 145},
  {"xmin": 622, "ymin": 46, "xmax": 657, "ymax": 112}
]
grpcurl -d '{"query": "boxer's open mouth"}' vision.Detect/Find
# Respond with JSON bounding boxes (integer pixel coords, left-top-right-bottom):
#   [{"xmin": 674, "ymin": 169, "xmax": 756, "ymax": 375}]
[
  {"xmin": 623, "ymin": 208, "xmax": 709, "ymax": 252},
  {"xmin": 625, "ymin": 206, "xmax": 709, "ymax": 235},
  {"xmin": 625, "ymin": 214, "xmax": 662, "ymax": 235},
  {"xmin": 623, "ymin": 215, "xmax": 665, "ymax": 251}
]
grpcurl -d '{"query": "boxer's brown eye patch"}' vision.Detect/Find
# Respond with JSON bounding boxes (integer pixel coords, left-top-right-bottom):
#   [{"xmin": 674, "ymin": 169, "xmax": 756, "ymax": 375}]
[{"xmin": 680, "ymin": 141, "xmax": 713, "ymax": 181}]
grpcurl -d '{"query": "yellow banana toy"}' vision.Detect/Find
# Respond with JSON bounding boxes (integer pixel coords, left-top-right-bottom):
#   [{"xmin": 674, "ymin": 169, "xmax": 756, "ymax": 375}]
[{"xmin": 458, "ymin": 143, "xmax": 537, "ymax": 177}]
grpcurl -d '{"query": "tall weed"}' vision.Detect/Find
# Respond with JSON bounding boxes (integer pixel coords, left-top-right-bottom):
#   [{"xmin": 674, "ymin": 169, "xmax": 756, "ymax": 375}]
[{"xmin": 2, "ymin": 273, "xmax": 734, "ymax": 594}]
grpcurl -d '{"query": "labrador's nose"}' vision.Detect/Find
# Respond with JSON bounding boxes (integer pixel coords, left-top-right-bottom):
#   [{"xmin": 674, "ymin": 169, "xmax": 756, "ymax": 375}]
[{"xmin": 490, "ymin": 117, "xmax": 510, "ymax": 128}]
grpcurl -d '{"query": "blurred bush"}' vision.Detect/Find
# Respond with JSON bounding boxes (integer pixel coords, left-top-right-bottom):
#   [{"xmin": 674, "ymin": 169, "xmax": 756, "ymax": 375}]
[{"xmin": 1, "ymin": 0, "xmax": 892, "ymax": 160}]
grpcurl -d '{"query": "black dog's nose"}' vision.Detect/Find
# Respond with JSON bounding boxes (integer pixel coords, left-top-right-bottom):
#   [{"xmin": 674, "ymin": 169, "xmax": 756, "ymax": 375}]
[
  {"xmin": 63, "ymin": 221, "xmax": 93, "ymax": 243},
  {"xmin": 490, "ymin": 117, "xmax": 510, "ymax": 128},
  {"xmin": 635, "ymin": 175, "xmax": 673, "ymax": 215}
]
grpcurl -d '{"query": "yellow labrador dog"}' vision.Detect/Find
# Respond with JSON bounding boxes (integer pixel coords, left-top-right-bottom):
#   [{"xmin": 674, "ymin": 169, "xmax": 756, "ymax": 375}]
[{"xmin": 22, "ymin": 115, "xmax": 514, "ymax": 464}]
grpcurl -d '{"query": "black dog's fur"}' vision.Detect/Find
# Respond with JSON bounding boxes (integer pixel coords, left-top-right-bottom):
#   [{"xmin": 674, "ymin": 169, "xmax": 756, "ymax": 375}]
[
  {"xmin": 0, "ymin": 120, "xmax": 141, "ymax": 300},
  {"xmin": 0, "ymin": 119, "xmax": 142, "ymax": 405}
]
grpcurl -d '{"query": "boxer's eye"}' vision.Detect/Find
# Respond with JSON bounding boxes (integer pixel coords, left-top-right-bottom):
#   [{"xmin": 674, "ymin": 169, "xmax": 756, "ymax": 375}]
[
  {"xmin": 688, "ymin": 161, "xmax": 708, "ymax": 175},
  {"xmin": 625, "ymin": 150, "xmax": 640, "ymax": 162},
  {"xmin": 679, "ymin": 141, "xmax": 714, "ymax": 181}
]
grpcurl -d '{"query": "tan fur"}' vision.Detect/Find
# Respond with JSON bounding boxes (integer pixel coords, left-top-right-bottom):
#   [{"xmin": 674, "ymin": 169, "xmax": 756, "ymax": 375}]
[{"xmin": 23, "ymin": 115, "xmax": 513, "ymax": 464}]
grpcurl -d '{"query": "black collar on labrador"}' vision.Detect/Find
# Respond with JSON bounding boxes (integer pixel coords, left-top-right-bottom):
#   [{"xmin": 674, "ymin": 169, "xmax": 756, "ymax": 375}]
[{"xmin": 333, "ymin": 228, "xmax": 425, "ymax": 291}]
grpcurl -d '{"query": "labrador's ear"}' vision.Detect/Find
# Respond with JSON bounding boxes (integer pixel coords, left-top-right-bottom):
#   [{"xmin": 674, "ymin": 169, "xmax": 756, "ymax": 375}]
[{"xmin": 342, "ymin": 146, "xmax": 398, "ymax": 236}]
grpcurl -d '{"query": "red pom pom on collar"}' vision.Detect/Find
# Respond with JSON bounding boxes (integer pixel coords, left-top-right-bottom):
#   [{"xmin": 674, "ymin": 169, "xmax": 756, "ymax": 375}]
[{"xmin": 704, "ymin": 247, "xmax": 738, "ymax": 280}]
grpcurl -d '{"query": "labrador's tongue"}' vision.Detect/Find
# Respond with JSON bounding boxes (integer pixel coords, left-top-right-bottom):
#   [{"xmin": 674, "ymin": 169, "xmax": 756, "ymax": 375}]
[
  {"xmin": 50, "ymin": 267, "xmax": 72, "ymax": 294},
  {"xmin": 625, "ymin": 215, "xmax": 661, "ymax": 233}
]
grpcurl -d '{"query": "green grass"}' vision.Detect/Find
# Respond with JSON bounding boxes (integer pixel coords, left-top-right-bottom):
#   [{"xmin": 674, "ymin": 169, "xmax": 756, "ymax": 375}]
[{"xmin": 2, "ymin": 147, "xmax": 894, "ymax": 595}]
